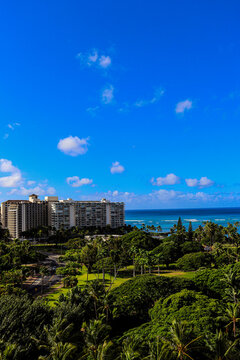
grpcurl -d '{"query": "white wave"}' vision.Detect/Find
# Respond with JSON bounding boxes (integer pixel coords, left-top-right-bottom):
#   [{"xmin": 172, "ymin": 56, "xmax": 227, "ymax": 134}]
[
  {"xmin": 184, "ymin": 219, "xmax": 199, "ymax": 222},
  {"xmin": 215, "ymin": 219, "xmax": 226, "ymax": 221},
  {"xmin": 125, "ymin": 220, "xmax": 144, "ymax": 222},
  {"xmin": 162, "ymin": 220, "xmax": 178, "ymax": 222}
]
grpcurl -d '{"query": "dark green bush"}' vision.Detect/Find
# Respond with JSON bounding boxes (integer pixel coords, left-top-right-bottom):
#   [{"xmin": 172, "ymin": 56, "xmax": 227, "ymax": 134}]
[
  {"xmin": 108, "ymin": 275, "xmax": 194, "ymax": 331},
  {"xmin": 176, "ymin": 252, "xmax": 212, "ymax": 271}
]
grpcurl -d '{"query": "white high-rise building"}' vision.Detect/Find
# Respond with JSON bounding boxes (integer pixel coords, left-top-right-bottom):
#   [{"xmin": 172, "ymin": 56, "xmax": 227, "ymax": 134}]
[
  {"xmin": 1, "ymin": 195, "xmax": 125, "ymax": 237},
  {"xmin": 47, "ymin": 198, "xmax": 124, "ymax": 230},
  {"xmin": 1, "ymin": 195, "xmax": 48, "ymax": 238}
]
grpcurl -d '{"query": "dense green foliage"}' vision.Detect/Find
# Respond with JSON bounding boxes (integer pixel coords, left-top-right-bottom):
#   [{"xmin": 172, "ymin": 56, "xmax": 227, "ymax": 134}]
[
  {"xmin": 0, "ymin": 295, "xmax": 53, "ymax": 357},
  {"xmin": 176, "ymin": 251, "xmax": 212, "ymax": 270},
  {"xmin": 1, "ymin": 219, "xmax": 240, "ymax": 359},
  {"xmin": 108, "ymin": 275, "xmax": 193, "ymax": 327}
]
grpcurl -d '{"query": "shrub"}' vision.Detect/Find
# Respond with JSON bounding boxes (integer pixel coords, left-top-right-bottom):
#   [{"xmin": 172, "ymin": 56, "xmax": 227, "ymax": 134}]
[
  {"xmin": 56, "ymin": 266, "xmax": 81, "ymax": 276},
  {"xmin": 193, "ymin": 268, "xmax": 225, "ymax": 298},
  {"xmin": 121, "ymin": 230, "xmax": 159, "ymax": 251},
  {"xmin": 176, "ymin": 252, "xmax": 212, "ymax": 271},
  {"xmin": 180, "ymin": 241, "xmax": 203, "ymax": 255},
  {"xmin": 123, "ymin": 289, "xmax": 222, "ymax": 345},
  {"xmin": 63, "ymin": 276, "xmax": 78, "ymax": 288},
  {"xmin": 108, "ymin": 274, "xmax": 194, "ymax": 331}
]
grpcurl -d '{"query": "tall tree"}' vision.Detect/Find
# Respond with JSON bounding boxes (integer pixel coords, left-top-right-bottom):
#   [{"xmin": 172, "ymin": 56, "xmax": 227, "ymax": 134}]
[
  {"xmin": 187, "ymin": 222, "xmax": 193, "ymax": 242},
  {"xmin": 177, "ymin": 217, "xmax": 183, "ymax": 231},
  {"xmin": 165, "ymin": 319, "xmax": 202, "ymax": 360}
]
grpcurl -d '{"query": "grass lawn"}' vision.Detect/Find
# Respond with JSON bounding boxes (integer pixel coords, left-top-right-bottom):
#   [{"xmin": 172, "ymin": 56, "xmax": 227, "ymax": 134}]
[
  {"xmin": 46, "ymin": 265, "xmax": 195, "ymax": 306},
  {"xmin": 46, "ymin": 266, "xmax": 130, "ymax": 306},
  {"xmin": 158, "ymin": 270, "xmax": 195, "ymax": 279}
]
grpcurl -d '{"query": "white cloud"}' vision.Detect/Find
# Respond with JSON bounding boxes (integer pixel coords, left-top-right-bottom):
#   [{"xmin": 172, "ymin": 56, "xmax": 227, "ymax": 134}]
[
  {"xmin": 0, "ymin": 172, "xmax": 22, "ymax": 188},
  {"xmin": 151, "ymin": 173, "xmax": 180, "ymax": 186},
  {"xmin": 185, "ymin": 178, "xmax": 198, "ymax": 187},
  {"xmin": 87, "ymin": 50, "xmax": 98, "ymax": 64},
  {"xmin": 78, "ymin": 188, "xmax": 240, "ymax": 208},
  {"xmin": 7, "ymin": 122, "xmax": 20, "ymax": 131},
  {"xmin": 47, "ymin": 187, "xmax": 56, "ymax": 195},
  {"xmin": 80, "ymin": 190, "xmax": 136, "ymax": 203},
  {"xmin": 110, "ymin": 161, "xmax": 125, "ymax": 174},
  {"xmin": 102, "ymin": 85, "xmax": 114, "ymax": 104},
  {"xmin": 185, "ymin": 177, "xmax": 214, "ymax": 188},
  {"xmin": 199, "ymin": 177, "xmax": 214, "ymax": 188},
  {"xmin": 9, "ymin": 185, "xmax": 56, "ymax": 196},
  {"xmin": 0, "ymin": 159, "xmax": 18, "ymax": 173},
  {"xmin": 0, "ymin": 159, "xmax": 56, "ymax": 195},
  {"xmin": 27, "ymin": 180, "xmax": 36, "ymax": 186},
  {"xmin": 86, "ymin": 106, "xmax": 100, "ymax": 117},
  {"xmin": 57, "ymin": 136, "xmax": 89, "ymax": 156},
  {"xmin": 175, "ymin": 99, "xmax": 192, "ymax": 114},
  {"xmin": 0, "ymin": 159, "xmax": 22, "ymax": 187},
  {"xmin": 99, "ymin": 55, "xmax": 111, "ymax": 68},
  {"xmin": 4, "ymin": 123, "xmax": 20, "ymax": 140},
  {"xmin": 76, "ymin": 49, "xmax": 112, "ymax": 69},
  {"xmin": 76, "ymin": 50, "xmax": 98, "ymax": 66},
  {"xmin": 66, "ymin": 176, "xmax": 93, "ymax": 187},
  {"xmin": 134, "ymin": 87, "xmax": 165, "ymax": 108}
]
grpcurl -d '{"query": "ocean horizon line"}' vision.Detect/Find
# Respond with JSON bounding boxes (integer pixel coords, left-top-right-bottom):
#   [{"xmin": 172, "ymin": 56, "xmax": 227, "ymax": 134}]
[{"xmin": 125, "ymin": 206, "xmax": 240, "ymax": 212}]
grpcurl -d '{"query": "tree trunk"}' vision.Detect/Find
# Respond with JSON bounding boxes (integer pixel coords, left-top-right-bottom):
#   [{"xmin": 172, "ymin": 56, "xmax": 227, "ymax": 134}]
[
  {"xmin": 94, "ymin": 301, "xmax": 98, "ymax": 320},
  {"xmin": 102, "ymin": 267, "xmax": 105, "ymax": 285},
  {"xmin": 114, "ymin": 264, "xmax": 117, "ymax": 279},
  {"xmin": 133, "ymin": 259, "xmax": 135, "ymax": 277}
]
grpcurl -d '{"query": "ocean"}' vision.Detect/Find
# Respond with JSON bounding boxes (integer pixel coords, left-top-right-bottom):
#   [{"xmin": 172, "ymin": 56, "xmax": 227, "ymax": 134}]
[{"xmin": 125, "ymin": 208, "xmax": 240, "ymax": 232}]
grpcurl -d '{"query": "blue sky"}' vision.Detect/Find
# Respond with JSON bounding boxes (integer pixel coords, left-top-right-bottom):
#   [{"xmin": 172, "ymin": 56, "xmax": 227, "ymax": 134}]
[{"xmin": 0, "ymin": 0, "xmax": 240, "ymax": 209}]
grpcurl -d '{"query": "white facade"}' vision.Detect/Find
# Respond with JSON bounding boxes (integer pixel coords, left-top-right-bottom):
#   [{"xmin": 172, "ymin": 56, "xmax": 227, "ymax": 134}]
[
  {"xmin": 48, "ymin": 198, "xmax": 124, "ymax": 230},
  {"xmin": 1, "ymin": 195, "xmax": 125, "ymax": 237}
]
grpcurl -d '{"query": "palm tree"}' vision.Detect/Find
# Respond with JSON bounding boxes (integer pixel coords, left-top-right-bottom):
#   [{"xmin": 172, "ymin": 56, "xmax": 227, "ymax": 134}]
[
  {"xmin": 118, "ymin": 338, "xmax": 140, "ymax": 360},
  {"xmin": 222, "ymin": 269, "xmax": 240, "ymax": 304},
  {"xmin": 224, "ymin": 303, "xmax": 240, "ymax": 337},
  {"xmin": 129, "ymin": 246, "xmax": 138, "ymax": 277},
  {"xmin": 38, "ymin": 342, "xmax": 76, "ymax": 360},
  {"xmin": 33, "ymin": 317, "xmax": 75, "ymax": 359},
  {"xmin": 0, "ymin": 341, "xmax": 17, "ymax": 360},
  {"xmin": 156, "ymin": 225, "xmax": 162, "ymax": 234},
  {"xmin": 143, "ymin": 337, "xmax": 169, "ymax": 360},
  {"xmin": 225, "ymin": 223, "xmax": 240, "ymax": 247},
  {"xmin": 165, "ymin": 320, "xmax": 202, "ymax": 360},
  {"xmin": 87, "ymin": 283, "xmax": 101, "ymax": 320},
  {"xmin": 81, "ymin": 318, "xmax": 111, "ymax": 360},
  {"xmin": 95, "ymin": 341, "xmax": 113, "ymax": 360},
  {"xmin": 39, "ymin": 266, "xmax": 49, "ymax": 294},
  {"xmin": 206, "ymin": 329, "xmax": 238, "ymax": 360},
  {"xmin": 194, "ymin": 226, "xmax": 204, "ymax": 243},
  {"xmin": 97, "ymin": 241, "xmax": 108, "ymax": 285},
  {"xmin": 135, "ymin": 249, "xmax": 148, "ymax": 275},
  {"xmin": 204, "ymin": 222, "xmax": 221, "ymax": 247}
]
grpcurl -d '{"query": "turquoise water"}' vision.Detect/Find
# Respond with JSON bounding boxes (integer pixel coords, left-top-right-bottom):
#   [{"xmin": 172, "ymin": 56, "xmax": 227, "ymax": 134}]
[{"xmin": 125, "ymin": 208, "xmax": 240, "ymax": 232}]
